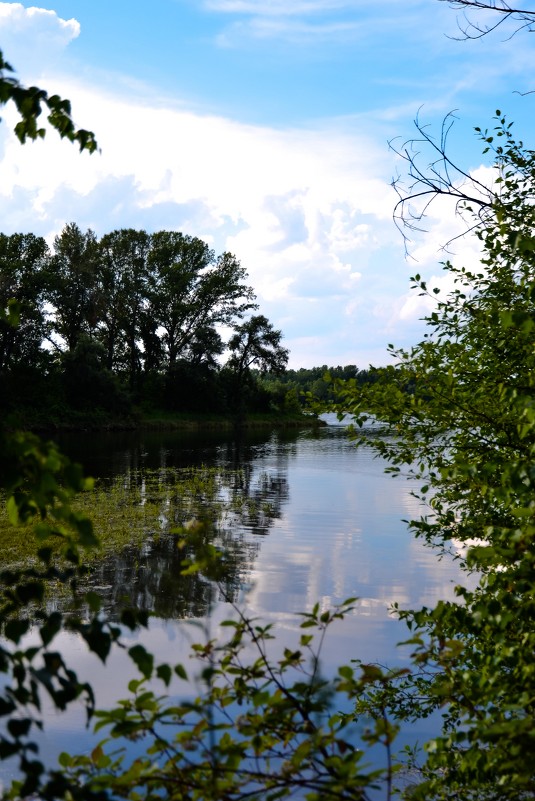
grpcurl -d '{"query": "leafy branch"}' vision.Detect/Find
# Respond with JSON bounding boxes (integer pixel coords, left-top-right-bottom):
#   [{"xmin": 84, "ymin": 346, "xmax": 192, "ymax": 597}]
[{"xmin": 0, "ymin": 50, "xmax": 97, "ymax": 152}]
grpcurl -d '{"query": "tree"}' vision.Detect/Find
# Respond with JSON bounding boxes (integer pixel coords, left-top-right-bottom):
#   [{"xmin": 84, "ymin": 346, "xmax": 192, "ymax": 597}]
[
  {"xmin": 227, "ymin": 315, "xmax": 289, "ymax": 417},
  {"xmin": 0, "ymin": 232, "xmax": 49, "ymax": 373},
  {"xmin": 186, "ymin": 324, "xmax": 224, "ymax": 367},
  {"xmin": 148, "ymin": 231, "xmax": 256, "ymax": 371},
  {"xmin": 49, "ymin": 223, "xmax": 101, "ymax": 353},
  {"xmin": 61, "ymin": 335, "xmax": 129, "ymax": 413},
  {"xmin": 332, "ymin": 116, "xmax": 535, "ymax": 799},
  {"xmin": 228, "ymin": 314, "xmax": 289, "ymax": 383},
  {"xmin": 98, "ymin": 228, "xmax": 151, "ymax": 389}
]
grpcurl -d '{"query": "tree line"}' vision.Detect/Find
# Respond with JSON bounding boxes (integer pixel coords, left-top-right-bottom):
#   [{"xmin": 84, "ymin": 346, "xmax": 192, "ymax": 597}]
[{"xmin": 0, "ymin": 224, "xmax": 291, "ymax": 424}]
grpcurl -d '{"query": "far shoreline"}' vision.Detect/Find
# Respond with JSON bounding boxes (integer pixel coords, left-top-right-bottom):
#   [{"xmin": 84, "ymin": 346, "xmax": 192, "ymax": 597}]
[{"xmin": 10, "ymin": 411, "xmax": 326, "ymax": 434}]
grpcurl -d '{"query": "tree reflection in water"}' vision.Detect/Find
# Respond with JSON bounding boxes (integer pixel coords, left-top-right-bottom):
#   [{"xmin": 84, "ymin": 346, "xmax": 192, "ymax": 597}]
[{"xmin": 71, "ymin": 464, "xmax": 289, "ymax": 619}]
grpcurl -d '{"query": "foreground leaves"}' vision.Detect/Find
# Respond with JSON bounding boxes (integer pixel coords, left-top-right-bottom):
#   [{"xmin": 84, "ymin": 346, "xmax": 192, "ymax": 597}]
[
  {"xmin": 0, "ymin": 429, "xmax": 149, "ymax": 796},
  {"xmin": 50, "ymin": 599, "xmax": 410, "ymax": 801}
]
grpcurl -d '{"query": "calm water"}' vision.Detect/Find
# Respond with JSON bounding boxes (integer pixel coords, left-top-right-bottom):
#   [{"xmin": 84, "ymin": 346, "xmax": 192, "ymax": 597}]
[{"xmin": 5, "ymin": 419, "xmax": 468, "ymax": 779}]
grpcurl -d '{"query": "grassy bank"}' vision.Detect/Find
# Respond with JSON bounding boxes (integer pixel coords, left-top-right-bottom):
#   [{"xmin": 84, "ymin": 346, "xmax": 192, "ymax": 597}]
[
  {"xmin": 4, "ymin": 407, "xmax": 320, "ymax": 433},
  {"xmin": 139, "ymin": 409, "xmax": 321, "ymax": 431}
]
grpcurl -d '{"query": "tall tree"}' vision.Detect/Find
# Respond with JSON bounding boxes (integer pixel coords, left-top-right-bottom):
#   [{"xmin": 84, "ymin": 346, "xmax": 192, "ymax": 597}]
[
  {"xmin": 98, "ymin": 228, "xmax": 151, "ymax": 388},
  {"xmin": 185, "ymin": 324, "xmax": 224, "ymax": 367},
  {"xmin": 228, "ymin": 314, "xmax": 289, "ymax": 382},
  {"xmin": 0, "ymin": 232, "xmax": 49, "ymax": 373},
  {"xmin": 49, "ymin": 223, "xmax": 100, "ymax": 353},
  {"xmin": 148, "ymin": 231, "xmax": 256, "ymax": 370},
  {"xmin": 227, "ymin": 314, "xmax": 289, "ymax": 417}
]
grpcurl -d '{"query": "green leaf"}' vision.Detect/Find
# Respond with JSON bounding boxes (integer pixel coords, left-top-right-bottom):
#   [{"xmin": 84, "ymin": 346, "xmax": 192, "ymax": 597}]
[
  {"xmin": 174, "ymin": 664, "xmax": 188, "ymax": 681},
  {"xmin": 128, "ymin": 645, "xmax": 154, "ymax": 679},
  {"xmin": 5, "ymin": 619, "xmax": 30, "ymax": 643},
  {"xmin": 156, "ymin": 664, "xmax": 172, "ymax": 686},
  {"xmin": 84, "ymin": 592, "xmax": 101, "ymax": 613},
  {"xmin": 8, "ymin": 717, "xmax": 31, "ymax": 737}
]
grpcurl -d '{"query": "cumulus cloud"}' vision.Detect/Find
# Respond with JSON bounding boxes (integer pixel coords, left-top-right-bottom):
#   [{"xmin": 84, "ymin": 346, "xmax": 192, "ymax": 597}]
[
  {"xmin": 0, "ymin": 74, "xmax": 402, "ymax": 364},
  {"xmin": 0, "ymin": 2, "xmax": 79, "ymax": 76}
]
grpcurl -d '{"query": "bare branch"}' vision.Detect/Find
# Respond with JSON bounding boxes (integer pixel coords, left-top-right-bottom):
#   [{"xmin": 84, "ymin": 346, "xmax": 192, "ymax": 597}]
[
  {"xmin": 438, "ymin": 1, "xmax": 535, "ymax": 40},
  {"xmin": 390, "ymin": 111, "xmax": 497, "ymax": 256}
]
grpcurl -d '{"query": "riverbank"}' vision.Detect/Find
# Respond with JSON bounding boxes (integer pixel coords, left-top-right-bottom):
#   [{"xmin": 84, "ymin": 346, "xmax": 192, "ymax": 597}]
[
  {"xmin": 140, "ymin": 410, "xmax": 322, "ymax": 431},
  {"xmin": 4, "ymin": 406, "xmax": 321, "ymax": 433}
]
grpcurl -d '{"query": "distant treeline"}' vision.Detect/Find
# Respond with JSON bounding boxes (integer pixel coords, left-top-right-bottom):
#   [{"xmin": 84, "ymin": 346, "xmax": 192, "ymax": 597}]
[{"xmin": 260, "ymin": 365, "xmax": 380, "ymax": 409}]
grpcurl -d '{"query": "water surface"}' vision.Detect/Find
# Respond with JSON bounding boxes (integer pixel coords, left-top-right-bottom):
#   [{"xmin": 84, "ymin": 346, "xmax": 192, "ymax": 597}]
[{"xmin": 15, "ymin": 420, "xmax": 467, "ymax": 777}]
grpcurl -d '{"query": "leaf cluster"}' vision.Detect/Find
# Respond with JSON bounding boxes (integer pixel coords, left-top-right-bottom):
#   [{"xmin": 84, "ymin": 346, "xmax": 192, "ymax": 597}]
[
  {"xmin": 330, "ymin": 117, "xmax": 535, "ymax": 799},
  {"xmin": 0, "ymin": 50, "xmax": 97, "ymax": 152}
]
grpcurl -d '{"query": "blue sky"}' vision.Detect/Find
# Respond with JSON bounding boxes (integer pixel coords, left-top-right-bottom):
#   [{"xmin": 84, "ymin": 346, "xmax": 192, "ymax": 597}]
[{"xmin": 0, "ymin": 1, "xmax": 533, "ymax": 366}]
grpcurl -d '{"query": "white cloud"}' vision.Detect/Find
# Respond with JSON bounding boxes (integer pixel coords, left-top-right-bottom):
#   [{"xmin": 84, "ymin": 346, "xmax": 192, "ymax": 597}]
[
  {"xmin": 205, "ymin": 0, "xmax": 421, "ymax": 15},
  {"xmin": 0, "ymin": 2, "xmax": 79, "ymax": 76},
  {"xmin": 215, "ymin": 18, "xmax": 363, "ymax": 46},
  {"xmin": 0, "ymin": 72, "xmax": 394, "ymax": 229},
  {"xmin": 205, "ymin": 0, "xmax": 431, "ymax": 46},
  {"xmin": 0, "ymin": 72, "xmax": 402, "ymax": 365},
  {"xmin": 206, "ymin": 1, "xmax": 354, "ymax": 15}
]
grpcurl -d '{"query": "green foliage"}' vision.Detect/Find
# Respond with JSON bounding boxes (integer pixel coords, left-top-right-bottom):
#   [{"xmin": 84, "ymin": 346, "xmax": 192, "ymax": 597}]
[
  {"xmin": 49, "ymin": 224, "xmax": 101, "ymax": 353},
  {"xmin": 0, "ymin": 233, "xmax": 50, "ymax": 374},
  {"xmin": 0, "ymin": 50, "xmax": 97, "ymax": 152},
  {"xmin": 0, "ymin": 62, "xmax": 103, "ymax": 788},
  {"xmin": 148, "ymin": 232, "xmax": 256, "ymax": 371},
  {"xmin": 331, "ymin": 115, "xmax": 535, "ymax": 799},
  {"xmin": 0, "ymin": 427, "xmax": 154, "ymax": 796},
  {"xmin": 228, "ymin": 315, "xmax": 289, "ymax": 378},
  {"xmin": 0, "ymin": 297, "xmax": 150, "ymax": 796},
  {"xmin": 227, "ymin": 315, "xmax": 290, "ymax": 420},
  {"xmin": 61, "ymin": 336, "xmax": 130, "ymax": 413}
]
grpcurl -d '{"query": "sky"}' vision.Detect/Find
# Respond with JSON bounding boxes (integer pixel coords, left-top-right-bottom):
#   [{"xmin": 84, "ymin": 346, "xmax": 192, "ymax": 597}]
[{"xmin": 0, "ymin": 1, "xmax": 533, "ymax": 367}]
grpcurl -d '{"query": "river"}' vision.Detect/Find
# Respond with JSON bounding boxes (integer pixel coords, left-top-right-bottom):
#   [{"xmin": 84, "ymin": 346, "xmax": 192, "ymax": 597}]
[{"xmin": 3, "ymin": 417, "xmax": 468, "ymax": 784}]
